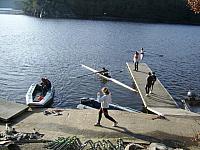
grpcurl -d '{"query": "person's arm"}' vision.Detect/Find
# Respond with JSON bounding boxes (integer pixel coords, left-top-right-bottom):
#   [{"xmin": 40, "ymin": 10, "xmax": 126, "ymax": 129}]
[{"xmin": 97, "ymin": 93, "xmax": 106, "ymax": 103}]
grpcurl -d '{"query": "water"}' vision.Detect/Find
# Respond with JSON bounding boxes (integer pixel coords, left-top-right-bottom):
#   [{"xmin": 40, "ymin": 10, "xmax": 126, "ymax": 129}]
[{"xmin": 0, "ymin": 14, "xmax": 200, "ymax": 110}]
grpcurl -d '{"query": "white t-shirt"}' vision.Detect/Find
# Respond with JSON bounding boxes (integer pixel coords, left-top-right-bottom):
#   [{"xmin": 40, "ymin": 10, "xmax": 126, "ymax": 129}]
[{"xmin": 97, "ymin": 94, "xmax": 112, "ymax": 108}]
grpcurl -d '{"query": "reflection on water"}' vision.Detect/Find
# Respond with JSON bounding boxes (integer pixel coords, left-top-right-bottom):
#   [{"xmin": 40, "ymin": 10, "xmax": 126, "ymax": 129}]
[{"xmin": 0, "ymin": 14, "xmax": 200, "ymax": 110}]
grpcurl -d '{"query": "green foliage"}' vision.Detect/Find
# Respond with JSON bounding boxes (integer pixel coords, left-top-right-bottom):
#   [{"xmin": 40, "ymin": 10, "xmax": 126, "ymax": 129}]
[{"xmin": 22, "ymin": 0, "xmax": 200, "ymax": 24}]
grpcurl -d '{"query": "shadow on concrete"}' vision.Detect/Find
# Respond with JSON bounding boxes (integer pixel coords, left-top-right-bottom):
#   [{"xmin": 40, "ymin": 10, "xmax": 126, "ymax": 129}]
[
  {"xmin": 10, "ymin": 108, "xmax": 46, "ymax": 125},
  {"xmin": 101, "ymin": 126, "xmax": 194, "ymax": 149}
]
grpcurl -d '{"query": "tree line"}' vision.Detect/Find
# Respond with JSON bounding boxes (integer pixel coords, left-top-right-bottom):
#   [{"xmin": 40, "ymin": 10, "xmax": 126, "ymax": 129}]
[{"xmin": 22, "ymin": 0, "xmax": 200, "ymax": 24}]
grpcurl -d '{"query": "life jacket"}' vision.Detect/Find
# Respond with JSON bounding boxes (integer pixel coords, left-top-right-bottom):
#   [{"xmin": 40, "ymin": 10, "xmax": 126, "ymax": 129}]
[{"xmin": 38, "ymin": 96, "xmax": 44, "ymax": 101}]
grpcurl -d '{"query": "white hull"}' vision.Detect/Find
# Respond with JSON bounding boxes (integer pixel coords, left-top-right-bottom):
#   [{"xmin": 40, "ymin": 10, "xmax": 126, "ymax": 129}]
[
  {"xmin": 78, "ymin": 98, "xmax": 140, "ymax": 113},
  {"xmin": 26, "ymin": 84, "xmax": 55, "ymax": 107}
]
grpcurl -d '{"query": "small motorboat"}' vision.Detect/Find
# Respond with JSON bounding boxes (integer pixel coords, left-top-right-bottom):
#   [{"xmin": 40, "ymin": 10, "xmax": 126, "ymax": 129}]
[
  {"xmin": 77, "ymin": 97, "xmax": 141, "ymax": 113},
  {"xmin": 182, "ymin": 90, "xmax": 200, "ymax": 113},
  {"xmin": 26, "ymin": 83, "xmax": 55, "ymax": 107}
]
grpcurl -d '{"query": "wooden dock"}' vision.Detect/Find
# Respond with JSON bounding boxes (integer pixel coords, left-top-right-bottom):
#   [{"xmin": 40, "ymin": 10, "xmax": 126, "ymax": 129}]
[
  {"xmin": 0, "ymin": 99, "xmax": 28, "ymax": 122},
  {"xmin": 126, "ymin": 62, "xmax": 199, "ymax": 117}
]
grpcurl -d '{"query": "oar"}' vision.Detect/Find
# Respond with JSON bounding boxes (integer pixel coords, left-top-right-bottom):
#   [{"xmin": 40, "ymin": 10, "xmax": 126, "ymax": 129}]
[{"xmin": 75, "ymin": 71, "xmax": 102, "ymax": 78}]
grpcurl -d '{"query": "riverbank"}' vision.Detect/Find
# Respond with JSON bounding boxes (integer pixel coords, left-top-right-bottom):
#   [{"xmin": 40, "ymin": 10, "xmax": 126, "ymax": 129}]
[{"xmin": 1, "ymin": 108, "xmax": 200, "ymax": 149}]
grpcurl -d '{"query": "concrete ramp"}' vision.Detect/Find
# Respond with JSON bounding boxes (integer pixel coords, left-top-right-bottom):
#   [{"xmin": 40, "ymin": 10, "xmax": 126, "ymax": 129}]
[{"xmin": 0, "ymin": 99, "xmax": 28, "ymax": 122}]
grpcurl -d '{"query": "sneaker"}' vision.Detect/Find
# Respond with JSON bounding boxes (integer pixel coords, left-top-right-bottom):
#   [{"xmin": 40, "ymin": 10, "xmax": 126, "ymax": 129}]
[
  {"xmin": 113, "ymin": 122, "xmax": 118, "ymax": 127},
  {"xmin": 94, "ymin": 123, "xmax": 101, "ymax": 127},
  {"xmin": 150, "ymin": 91, "xmax": 152, "ymax": 94},
  {"xmin": 145, "ymin": 94, "xmax": 149, "ymax": 97}
]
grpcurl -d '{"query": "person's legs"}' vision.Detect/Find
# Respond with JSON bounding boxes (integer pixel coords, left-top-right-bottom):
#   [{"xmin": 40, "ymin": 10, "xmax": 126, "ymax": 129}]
[
  {"xmin": 136, "ymin": 62, "xmax": 138, "ymax": 71},
  {"xmin": 103, "ymin": 109, "xmax": 117, "ymax": 124},
  {"xmin": 134, "ymin": 62, "xmax": 137, "ymax": 70},
  {"xmin": 95, "ymin": 108, "xmax": 103, "ymax": 125},
  {"xmin": 145, "ymin": 85, "xmax": 150, "ymax": 96},
  {"xmin": 145, "ymin": 85, "xmax": 149, "ymax": 94},
  {"xmin": 151, "ymin": 82, "xmax": 155, "ymax": 92}
]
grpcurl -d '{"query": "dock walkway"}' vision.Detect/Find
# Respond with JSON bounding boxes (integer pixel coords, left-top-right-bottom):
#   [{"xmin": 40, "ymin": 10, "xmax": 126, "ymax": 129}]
[
  {"xmin": 126, "ymin": 62, "xmax": 199, "ymax": 116},
  {"xmin": 0, "ymin": 99, "xmax": 28, "ymax": 122}
]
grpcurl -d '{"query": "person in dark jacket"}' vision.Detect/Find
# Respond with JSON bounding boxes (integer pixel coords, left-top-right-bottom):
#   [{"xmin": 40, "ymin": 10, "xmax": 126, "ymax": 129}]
[
  {"xmin": 41, "ymin": 77, "xmax": 51, "ymax": 96},
  {"xmin": 145, "ymin": 72, "xmax": 153, "ymax": 96}
]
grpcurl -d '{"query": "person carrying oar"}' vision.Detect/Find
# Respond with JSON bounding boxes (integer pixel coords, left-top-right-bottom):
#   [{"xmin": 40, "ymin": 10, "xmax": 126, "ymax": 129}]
[{"xmin": 94, "ymin": 87, "xmax": 118, "ymax": 127}]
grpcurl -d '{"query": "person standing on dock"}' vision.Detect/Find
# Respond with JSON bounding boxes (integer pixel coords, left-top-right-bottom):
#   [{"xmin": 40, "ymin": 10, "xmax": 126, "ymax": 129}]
[
  {"xmin": 140, "ymin": 48, "xmax": 144, "ymax": 61},
  {"xmin": 145, "ymin": 72, "xmax": 153, "ymax": 96},
  {"xmin": 150, "ymin": 72, "xmax": 157, "ymax": 93},
  {"xmin": 133, "ymin": 51, "xmax": 140, "ymax": 71},
  {"xmin": 94, "ymin": 87, "xmax": 118, "ymax": 127}
]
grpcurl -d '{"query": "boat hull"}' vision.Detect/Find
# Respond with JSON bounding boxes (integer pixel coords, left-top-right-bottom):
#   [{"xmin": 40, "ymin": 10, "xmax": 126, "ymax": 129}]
[
  {"xmin": 78, "ymin": 97, "xmax": 140, "ymax": 112},
  {"xmin": 26, "ymin": 84, "xmax": 55, "ymax": 107},
  {"xmin": 182, "ymin": 98, "xmax": 200, "ymax": 113}
]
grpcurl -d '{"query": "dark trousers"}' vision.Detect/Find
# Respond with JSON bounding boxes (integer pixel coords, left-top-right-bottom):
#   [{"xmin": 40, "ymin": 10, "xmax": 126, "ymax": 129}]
[
  {"xmin": 145, "ymin": 84, "xmax": 151, "ymax": 94},
  {"xmin": 134, "ymin": 62, "xmax": 138, "ymax": 71},
  {"xmin": 97, "ymin": 108, "xmax": 116, "ymax": 124},
  {"xmin": 151, "ymin": 81, "xmax": 155, "ymax": 91}
]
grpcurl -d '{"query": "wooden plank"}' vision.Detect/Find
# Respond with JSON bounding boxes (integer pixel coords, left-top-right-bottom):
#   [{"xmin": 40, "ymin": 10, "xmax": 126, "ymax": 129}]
[
  {"xmin": 0, "ymin": 99, "xmax": 28, "ymax": 122},
  {"xmin": 81, "ymin": 64, "xmax": 138, "ymax": 92},
  {"xmin": 126, "ymin": 62, "xmax": 199, "ymax": 116}
]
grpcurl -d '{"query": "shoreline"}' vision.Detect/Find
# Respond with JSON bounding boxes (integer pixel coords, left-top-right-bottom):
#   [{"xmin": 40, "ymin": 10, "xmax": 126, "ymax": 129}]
[{"xmin": 1, "ymin": 11, "xmax": 200, "ymax": 26}]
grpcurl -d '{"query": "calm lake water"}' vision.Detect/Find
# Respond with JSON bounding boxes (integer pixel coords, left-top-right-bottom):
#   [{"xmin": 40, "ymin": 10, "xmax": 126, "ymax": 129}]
[{"xmin": 0, "ymin": 14, "xmax": 199, "ymax": 110}]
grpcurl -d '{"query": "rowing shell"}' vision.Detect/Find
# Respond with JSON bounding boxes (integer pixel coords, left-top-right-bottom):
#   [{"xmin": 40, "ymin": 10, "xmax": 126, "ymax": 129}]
[{"xmin": 81, "ymin": 64, "xmax": 137, "ymax": 93}]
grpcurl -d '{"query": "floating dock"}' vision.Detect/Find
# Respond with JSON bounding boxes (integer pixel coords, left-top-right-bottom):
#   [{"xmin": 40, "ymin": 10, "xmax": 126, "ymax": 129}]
[
  {"xmin": 0, "ymin": 99, "xmax": 28, "ymax": 122},
  {"xmin": 126, "ymin": 62, "xmax": 199, "ymax": 117},
  {"xmin": 0, "ymin": 8, "xmax": 24, "ymax": 15}
]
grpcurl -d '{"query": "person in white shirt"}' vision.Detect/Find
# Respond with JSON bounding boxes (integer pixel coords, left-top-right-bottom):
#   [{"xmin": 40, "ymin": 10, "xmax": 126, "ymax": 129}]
[
  {"xmin": 140, "ymin": 48, "xmax": 144, "ymax": 61},
  {"xmin": 94, "ymin": 87, "xmax": 118, "ymax": 127}
]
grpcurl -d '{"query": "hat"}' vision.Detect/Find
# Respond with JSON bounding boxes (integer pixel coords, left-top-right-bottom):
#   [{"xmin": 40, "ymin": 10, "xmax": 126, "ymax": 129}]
[{"xmin": 101, "ymin": 87, "xmax": 109, "ymax": 94}]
